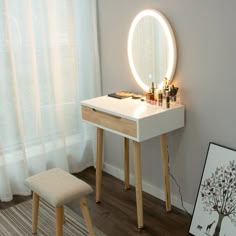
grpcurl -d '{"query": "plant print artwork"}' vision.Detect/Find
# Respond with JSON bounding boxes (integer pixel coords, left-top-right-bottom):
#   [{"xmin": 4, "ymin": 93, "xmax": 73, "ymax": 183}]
[{"xmin": 189, "ymin": 143, "xmax": 236, "ymax": 236}]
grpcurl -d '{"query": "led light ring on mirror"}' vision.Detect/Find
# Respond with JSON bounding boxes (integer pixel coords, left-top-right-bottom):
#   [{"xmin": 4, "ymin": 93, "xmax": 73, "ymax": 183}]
[{"xmin": 128, "ymin": 9, "xmax": 177, "ymax": 92}]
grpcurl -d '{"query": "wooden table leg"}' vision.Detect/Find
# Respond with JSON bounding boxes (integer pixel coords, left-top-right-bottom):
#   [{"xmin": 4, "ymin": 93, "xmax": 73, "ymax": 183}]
[
  {"xmin": 133, "ymin": 141, "xmax": 143, "ymax": 228},
  {"xmin": 160, "ymin": 133, "xmax": 171, "ymax": 212},
  {"xmin": 96, "ymin": 128, "xmax": 103, "ymax": 203},
  {"xmin": 124, "ymin": 137, "xmax": 130, "ymax": 190}
]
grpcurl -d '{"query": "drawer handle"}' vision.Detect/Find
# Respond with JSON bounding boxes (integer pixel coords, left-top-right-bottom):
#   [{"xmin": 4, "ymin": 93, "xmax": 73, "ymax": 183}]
[{"xmin": 92, "ymin": 108, "xmax": 121, "ymax": 120}]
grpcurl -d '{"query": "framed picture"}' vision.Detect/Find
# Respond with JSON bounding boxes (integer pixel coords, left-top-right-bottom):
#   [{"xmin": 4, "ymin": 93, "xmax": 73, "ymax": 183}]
[{"xmin": 189, "ymin": 142, "xmax": 236, "ymax": 236}]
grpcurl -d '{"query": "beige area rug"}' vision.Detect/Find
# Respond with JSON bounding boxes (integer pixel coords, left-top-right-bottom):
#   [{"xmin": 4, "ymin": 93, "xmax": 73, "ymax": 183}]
[{"xmin": 0, "ymin": 199, "xmax": 106, "ymax": 236}]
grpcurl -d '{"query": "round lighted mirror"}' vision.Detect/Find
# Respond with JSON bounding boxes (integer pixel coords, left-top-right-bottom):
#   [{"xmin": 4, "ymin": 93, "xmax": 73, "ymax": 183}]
[{"xmin": 128, "ymin": 9, "xmax": 177, "ymax": 92}]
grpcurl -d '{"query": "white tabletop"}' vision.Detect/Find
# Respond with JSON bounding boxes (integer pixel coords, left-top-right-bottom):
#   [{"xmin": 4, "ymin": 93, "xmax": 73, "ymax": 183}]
[{"xmin": 81, "ymin": 95, "xmax": 183, "ymax": 121}]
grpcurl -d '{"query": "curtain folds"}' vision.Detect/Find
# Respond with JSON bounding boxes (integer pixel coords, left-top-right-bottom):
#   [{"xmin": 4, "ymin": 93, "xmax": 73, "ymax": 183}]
[{"xmin": 0, "ymin": 0, "xmax": 101, "ymax": 201}]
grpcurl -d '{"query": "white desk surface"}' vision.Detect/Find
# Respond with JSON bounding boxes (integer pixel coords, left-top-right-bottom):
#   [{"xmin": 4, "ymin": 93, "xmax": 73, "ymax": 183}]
[{"xmin": 81, "ymin": 95, "xmax": 184, "ymax": 121}]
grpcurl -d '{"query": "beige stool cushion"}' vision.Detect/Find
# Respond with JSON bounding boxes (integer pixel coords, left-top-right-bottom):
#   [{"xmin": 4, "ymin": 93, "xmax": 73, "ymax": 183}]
[{"xmin": 25, "ymin": 168, "xmax": 93, "ymax": 207}]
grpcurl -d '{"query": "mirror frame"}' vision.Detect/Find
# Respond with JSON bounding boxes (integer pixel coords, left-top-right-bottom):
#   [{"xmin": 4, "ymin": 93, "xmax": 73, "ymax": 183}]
[{"xmin": 128, "ymin": 9, "xmax": 177, "ymax": 92}]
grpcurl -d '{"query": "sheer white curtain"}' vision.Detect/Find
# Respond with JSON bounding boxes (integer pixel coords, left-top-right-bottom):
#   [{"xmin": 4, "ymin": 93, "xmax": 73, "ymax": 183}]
[{"xmin": 0, "ymin": 0, "xmax": 101, "ymax": 201}]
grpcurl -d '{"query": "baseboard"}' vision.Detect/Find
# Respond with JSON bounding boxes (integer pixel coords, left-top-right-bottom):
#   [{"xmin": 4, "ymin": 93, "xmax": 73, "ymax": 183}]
[{"xmin": 103, "ymin": 162, "xmax": 194, "ymax": 215}]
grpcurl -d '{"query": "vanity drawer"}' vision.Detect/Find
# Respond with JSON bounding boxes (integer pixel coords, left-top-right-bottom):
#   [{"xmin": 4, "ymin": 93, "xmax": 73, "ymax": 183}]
[{"xmin": 82, "ymin": 105, "xmax": 137, "ymax": 137}]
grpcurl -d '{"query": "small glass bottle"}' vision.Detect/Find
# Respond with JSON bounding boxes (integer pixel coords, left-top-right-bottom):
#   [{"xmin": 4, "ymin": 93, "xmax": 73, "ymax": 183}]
[
  {"xmin": 150, "ymin": 82, "xmax": 156, "ymax": 105},
  {"xmin": 166, "ymin": 91, "xmax": 170, "ymax": 108},
  {"xmin": 158, "ymin": 90, "xmax": 163, "ymax": 106}
]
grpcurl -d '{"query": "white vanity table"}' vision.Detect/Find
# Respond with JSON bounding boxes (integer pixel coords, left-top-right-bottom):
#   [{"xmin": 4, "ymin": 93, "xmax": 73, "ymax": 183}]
[
  {"xmin": 81, "ymin": 6, "xmax": 182, "ymax": 228},
  {"xmin": 81, "ymin": 95, "xmax": 184, "ymax": 228}
]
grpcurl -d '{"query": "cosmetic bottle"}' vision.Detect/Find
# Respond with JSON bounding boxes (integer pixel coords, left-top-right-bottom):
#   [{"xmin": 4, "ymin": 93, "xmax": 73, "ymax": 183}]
[
  {"xmin": 158, "ymin": 90, "xmax": 163, "ymax": 106},
  {"xmin": 150, "ymin": 82, "xmax": 156, "ymax": 105},
  {"xmin": 151, "ymin": 82, "xmax": 154, "ymax": 93},
  {"xmin": 166, "ymin": 91, "xmax": 170, "ymax": 108}
]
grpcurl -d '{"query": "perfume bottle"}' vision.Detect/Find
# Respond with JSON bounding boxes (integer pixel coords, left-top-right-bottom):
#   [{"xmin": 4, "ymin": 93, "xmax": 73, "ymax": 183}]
[
  {"xmin": 166, "ymin": 91, "xmax": 170, "ymax": 108},
  {"xmin": 149, "ymin": 82, "xmax": 156, "ymax": 105},
  {"xmin": 158, "ymin": 90, "xmax": 163, "ymax": 106}
]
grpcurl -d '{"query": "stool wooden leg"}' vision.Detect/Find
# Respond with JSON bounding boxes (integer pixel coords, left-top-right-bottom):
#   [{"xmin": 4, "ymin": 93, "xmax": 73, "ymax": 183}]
[
  {"xmin": 62, "ymin": 206, "xmax": 65, "ymax": 224},
  {"xmin": 32, "ymin": 192, "xmax": 39, "ymax": 234},
  {"xmin": 56, "ymin": 207, "xmax": 63, "ymax": 236},
  {"xmin": 80, "ymin": 197, "xmax": 95, "ymax": 236}
]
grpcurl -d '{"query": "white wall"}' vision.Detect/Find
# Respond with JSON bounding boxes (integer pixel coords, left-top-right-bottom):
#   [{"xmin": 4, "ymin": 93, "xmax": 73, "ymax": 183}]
[{"xmin": 97, "ymin": 0, "xmax": 236, "ymax": 212}]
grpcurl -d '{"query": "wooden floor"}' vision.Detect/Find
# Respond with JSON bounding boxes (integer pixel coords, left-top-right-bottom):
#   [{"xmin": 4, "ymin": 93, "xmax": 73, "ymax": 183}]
[
  {"xmin": 73, "ymin": 167, "xmax": 191, "ymax": 236},
  {"xmin": 0, "ymin": 167, "xmax": 191, "ymax": 236}
]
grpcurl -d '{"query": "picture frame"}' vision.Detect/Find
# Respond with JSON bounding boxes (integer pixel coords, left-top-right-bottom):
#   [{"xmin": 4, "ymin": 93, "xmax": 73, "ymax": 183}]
[{"xmin": 189, "ymin": 142, "xmax": 236, "ymax": 236}]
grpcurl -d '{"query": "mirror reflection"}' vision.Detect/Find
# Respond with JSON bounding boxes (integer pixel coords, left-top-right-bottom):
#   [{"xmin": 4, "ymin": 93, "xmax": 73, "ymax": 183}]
[{"xmin": 128, "ymin": 10, "xmax": 177, "ymax": 92}]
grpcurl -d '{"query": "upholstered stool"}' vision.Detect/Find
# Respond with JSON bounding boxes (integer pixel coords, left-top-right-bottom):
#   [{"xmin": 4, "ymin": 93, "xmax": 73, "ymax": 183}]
[{"xmin": 25, "ymin": 168, "xmax": 95, "ymax": 236}]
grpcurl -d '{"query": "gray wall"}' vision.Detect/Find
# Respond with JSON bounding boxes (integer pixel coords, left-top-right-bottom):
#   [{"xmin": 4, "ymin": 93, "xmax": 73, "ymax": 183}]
[{"xmin": 97, "ymin": 0, "xmax": 236, "ymax": 210}]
